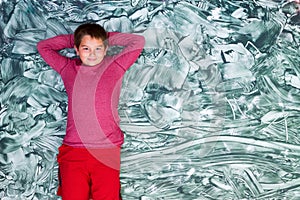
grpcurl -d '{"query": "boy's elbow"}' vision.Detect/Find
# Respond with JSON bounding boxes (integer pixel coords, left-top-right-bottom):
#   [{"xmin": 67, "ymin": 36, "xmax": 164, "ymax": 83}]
[
  {"xmin": 138, "ymin": 35, "xmax": 146, "ymax": 48},
  {"xmin": 36, "ymin": 41, "xmax": 43, "ymax": 53},
  {"xmin": 141, "ymin": 36, "xmax": 146, "ymax": 45}
]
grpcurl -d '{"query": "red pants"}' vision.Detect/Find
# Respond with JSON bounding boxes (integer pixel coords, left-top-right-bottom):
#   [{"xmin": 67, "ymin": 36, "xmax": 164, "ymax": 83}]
[{"xmin": 57, "ymin": 144, "xmax": 121, "ymax": 200}]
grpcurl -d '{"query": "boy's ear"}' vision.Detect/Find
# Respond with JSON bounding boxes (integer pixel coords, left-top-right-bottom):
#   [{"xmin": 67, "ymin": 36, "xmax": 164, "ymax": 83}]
[
  {"xmin": 74, "ymin": 45, "xmax": 79, "ymax": 55},
  {"xmin": 104, "ymin": 45, "xmax": 108, "ymax": 56}
]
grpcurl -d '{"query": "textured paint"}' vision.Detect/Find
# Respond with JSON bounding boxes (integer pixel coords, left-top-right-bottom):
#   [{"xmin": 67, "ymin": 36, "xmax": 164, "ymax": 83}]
[{"xmin": 0, "ymin": 0, "xmax": 300, "ymax": 199}]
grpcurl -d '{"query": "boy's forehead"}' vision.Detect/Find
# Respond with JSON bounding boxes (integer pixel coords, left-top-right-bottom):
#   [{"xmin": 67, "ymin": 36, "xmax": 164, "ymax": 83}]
[{"xmin": 80, "ymin": 35, "xmax": 105, "ymax": 45}]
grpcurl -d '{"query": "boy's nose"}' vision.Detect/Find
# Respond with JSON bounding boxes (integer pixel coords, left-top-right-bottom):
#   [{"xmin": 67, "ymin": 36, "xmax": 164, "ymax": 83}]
[{"xmin": 90, "ymin": 50, "xmax": 96, "ymax": 55}]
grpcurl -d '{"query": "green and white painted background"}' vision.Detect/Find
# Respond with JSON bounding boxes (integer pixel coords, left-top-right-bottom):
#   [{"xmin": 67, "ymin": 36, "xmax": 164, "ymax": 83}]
[{"xmin": 1, "ymin": 0, "xmax": 300, "ymax": 199}]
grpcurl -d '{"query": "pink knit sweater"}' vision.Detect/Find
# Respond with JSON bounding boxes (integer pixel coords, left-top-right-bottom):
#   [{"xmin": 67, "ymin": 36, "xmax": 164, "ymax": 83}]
[{"xmin": 37, "ymin": 32, "xmax": 145, "ymax": 148}]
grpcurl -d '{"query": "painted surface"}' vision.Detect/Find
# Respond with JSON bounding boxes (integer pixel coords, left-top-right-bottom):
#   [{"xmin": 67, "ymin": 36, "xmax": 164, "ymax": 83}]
[{"xmin": 0, "ymin": 0, "xmax": 300, "ymax": 199}]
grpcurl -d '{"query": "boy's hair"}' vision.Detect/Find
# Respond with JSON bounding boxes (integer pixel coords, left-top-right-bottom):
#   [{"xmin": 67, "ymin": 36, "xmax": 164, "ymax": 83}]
[{"xmin": 74, "ymin": 23, "xmax": 108, "ymax": 48}]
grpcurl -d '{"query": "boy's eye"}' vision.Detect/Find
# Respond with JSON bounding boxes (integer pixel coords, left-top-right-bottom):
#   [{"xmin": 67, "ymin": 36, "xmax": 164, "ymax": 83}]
[{"xmin": 83, "ymin": 47, "xmax": 89, "ymax": 50}]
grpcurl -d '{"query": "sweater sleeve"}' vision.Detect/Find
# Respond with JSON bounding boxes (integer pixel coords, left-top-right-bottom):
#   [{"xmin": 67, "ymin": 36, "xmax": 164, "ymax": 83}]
[
  {"xmin": 107, "ymin": 32, "xmax": 145, "ymax": 71},
  {"xmin": 37, "ymin": 34, "xmax": 75, "ymax": 74}
]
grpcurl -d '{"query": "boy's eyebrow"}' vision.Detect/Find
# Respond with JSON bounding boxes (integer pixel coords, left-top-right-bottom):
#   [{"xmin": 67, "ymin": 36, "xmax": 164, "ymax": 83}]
[{"xmin": 80, "ymin": 44, "xmax": 105, "ymax": 47}]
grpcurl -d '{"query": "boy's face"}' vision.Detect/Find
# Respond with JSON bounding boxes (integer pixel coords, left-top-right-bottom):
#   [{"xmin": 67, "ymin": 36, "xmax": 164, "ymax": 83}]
[{"xmin": 75, "ymin": 35, "xmax": 107, "ymax": 67}]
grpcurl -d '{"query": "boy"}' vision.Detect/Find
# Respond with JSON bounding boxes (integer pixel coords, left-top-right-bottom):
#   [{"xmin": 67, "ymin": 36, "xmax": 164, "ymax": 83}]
[{"xmin": 37, "ymin": 23, "xmax": 145, "ymax": 199}]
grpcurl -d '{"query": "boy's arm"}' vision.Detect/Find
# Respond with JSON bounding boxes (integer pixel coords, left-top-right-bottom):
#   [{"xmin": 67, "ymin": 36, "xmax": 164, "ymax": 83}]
[
  {"xmin": 37, "ymin": 34, "xmax": 75, "ymax": 73},
  {"xmin": 108, "ymin": 32, "xmax": 145, "ymax": 71}
]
